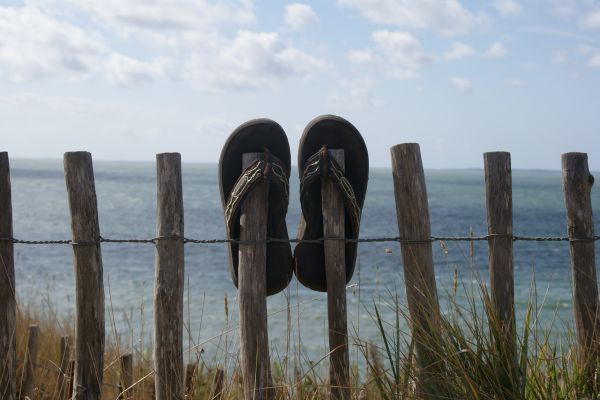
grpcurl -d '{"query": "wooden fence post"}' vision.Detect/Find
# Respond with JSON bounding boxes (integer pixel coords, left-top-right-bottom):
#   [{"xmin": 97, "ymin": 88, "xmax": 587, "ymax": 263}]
[
  {"xmin": 21, "ymin": 324, "xmax": 40, "ymax": 399},
  {"xmin": 58, "ymin": 335, "xmax": 70, "ymax": 399},
  {"xmin": 64, "ymin": 151, "xmax": 105, "ymax": 400},
  {"xmin": 238, "ymin": 152, "xmax": 272, "ymax": 400},
  {"xmin": 484, "ymin": 153, "xmax": 515, "ymax": 340},
  {"xmin": 321, "ymin": 149, "xmax": 349, "ymax": 400},
  {"xmin": 154, "ymin": 153, "xmax": 185, "ymax": 400},
  {"xmin": 562, "ymin": 152, "xmax": 599, "ymax": 380},
  {"xmin": 183, "ymin": 363, "xmax": 196, "ymax": 398},
  {"xmin": 67, "ymin": 360, "xmax": 75, "ymax": 400},
  {"xmin": 119, "ymin": 353, "xmax": 133, "ymax": 400},
  {"xmin": 0, "ymin": 152, "xmax": 16, "ymax": 400},
  {"xmin": 390, "ymin": 143, "xmax": 441, "ymax": 397},
  {"xmin": 209, "ymin": 368, "xmax": 225, "ymax": 400}
]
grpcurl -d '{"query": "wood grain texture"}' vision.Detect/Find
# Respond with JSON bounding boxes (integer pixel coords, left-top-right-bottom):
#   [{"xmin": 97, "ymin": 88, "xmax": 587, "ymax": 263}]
[
  {"xmin": 154, "ymin": 153, "xmax": 185, "ymax": 400},
  {"xmin": 119, "ymin": 353, "xmax": 133, "ymax": 400},
  {"xmin": 562, "ymin": 152, "xmax": 599, "ymax": 369},
  {"xmin": 21, "ymin": 324, "xmax": 40, "ymax": 400},
  {"xmin": 484, "ymin": 152, "xmax": 515, "ymax": 340},
  {"xmin": 321, "ymin": 149, "xmax": 349, "ymax": 400},
  {"xmin": 64, "ymin": 152, "xmax": 105, "ymax": 400},
  {"xmin": 390, "ymin": 144, "xmax": 440, "ymax": 397},
  {"xmin": 0, "ymin": 152, "xmax": 16, "ymax": 400},
  {"xmin": 184, "ymin": 363, "xmax": 197, "ymax": 399},
  {"xmin": 238, "ymin": 152, "xmax": 272, "ymax": 400}
]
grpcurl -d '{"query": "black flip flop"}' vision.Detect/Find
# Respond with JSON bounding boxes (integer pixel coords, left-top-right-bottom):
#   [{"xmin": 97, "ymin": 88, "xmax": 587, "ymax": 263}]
[
  {"xmin": 219, "ymin": 119, "xmax": 293, "ymax": 296},
  {"xmin": 294, "ymin": 115, "xmax": 369, "ymax": 292}
]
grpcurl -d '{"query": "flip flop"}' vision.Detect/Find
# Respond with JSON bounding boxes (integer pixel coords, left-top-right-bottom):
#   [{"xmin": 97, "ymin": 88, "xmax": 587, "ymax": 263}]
[
  {"xmin": 219, "ymin": 119, "xmax": 293, "ymax": 296},
  {"xmin": 294, "ymin": 115, "xmax": 369, "ymax": 292}
]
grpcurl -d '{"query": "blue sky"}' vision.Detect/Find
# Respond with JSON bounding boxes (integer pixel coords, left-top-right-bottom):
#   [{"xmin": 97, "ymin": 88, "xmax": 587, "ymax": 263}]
[{"xmin": 1, "ymin": 0, "xmax": 599, "ymax": 169}]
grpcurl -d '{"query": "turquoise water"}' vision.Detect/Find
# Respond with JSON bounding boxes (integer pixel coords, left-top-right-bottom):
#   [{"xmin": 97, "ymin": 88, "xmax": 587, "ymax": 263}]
[{"xmin": 8, "ymin": 159, "xmax": 600, "ymax": 366}]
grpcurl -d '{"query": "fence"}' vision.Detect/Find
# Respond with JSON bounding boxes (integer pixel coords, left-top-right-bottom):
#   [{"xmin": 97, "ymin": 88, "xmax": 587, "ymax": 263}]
[{"xmin": 0, "ymin": 146, "xmax": 598, "ymax": 400}]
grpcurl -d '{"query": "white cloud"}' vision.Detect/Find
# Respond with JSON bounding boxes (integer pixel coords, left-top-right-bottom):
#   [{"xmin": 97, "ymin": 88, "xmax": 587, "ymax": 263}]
[
  {"xmin": 184, "ymin": 30, "xmax": 329, "ymax": 90},
  {"xmin": 0, "ymin": 2, "xmax": 329, "ymax": 91},
  {"xmin": 582, "ymin": 10, "xmax": 600, "ymax": 29},
  {"xmin": 548, "ymin": 0, "xmax": 579, "ymax": 18},
  {"xmin": 552, "ymin": 51, "xmax": 568, "ymax": 64},
  {"xmin": 0, "ymin": 5, "xmax": 106, "ymax": 81},
  {"xmin": 589, "ymin": 54, "xmax": 600, "ymax": 67},
  {"xmin": 485, "ymin": 42, "xmax": 507, "ymax": 58},
  {"xmin": 506, "ymin": 78, "xmax": 523, "ymax": 86},
  {"xmin": 493, "ymin": 0, "xmax": 522, "ymax": 16},
  {"xmin": 348, "ymin": 31, "xmax": 430, "ymax": 79},
  {"xmin": 284, "ymin": 3, "xmax": 318, "ymax": 30},
  {"xmin": 327, "ymin": 78, "xmax": 385, "ymax": 111},
  {"xmin": 105, "ymin": 54, "xmax": 170, "ymax": 87},
  {"xmin": 375, "ymin": 30, "xmax": 430, "ymax": 78},
  {"xmin": 337, "ymin": 0, "xmax": 485, "ymax": 35},
  {"xmin": 443, "ymin": 41, "xmax": 474, "ymax": 60},
  {"xmin": 450, "ymin": 76, "xmax": 472, "ymax": 91}
]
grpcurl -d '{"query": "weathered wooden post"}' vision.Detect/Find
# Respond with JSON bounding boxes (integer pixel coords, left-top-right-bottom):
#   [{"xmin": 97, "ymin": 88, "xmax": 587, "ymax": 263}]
[
  {"xmin": 390, "ymin": 143, "xmax": 441, "ymax": 397},
  {"xmin": 484, "ymin": 153, "xmax": 515, "ymax": 340},
  {"xmin": 22, "ymin": 324, "xmax": 40, "ymax": 399},
  {"xmin": 67, "ymin": 360, "xmax": 75, "ymax": 399},
  {"xmin": 209, "ymin": 368, "xmax": 225, "ymax": 400},
  {"xmin": 321, "ymin": 149, "xmax": 350, "ymax": 400},
  {"xmin": 238, "ymin": 152, "xmax": 272, "ymax": 400},
  {"xmin": 0, "ymin": 152, "xmax": 16, "ymax": 400},
  {"xmin": 64, "ymin": 151, "xmax": 105, "ymax": 400},
  {"xmin": 183, "ymin": 363, "xmax": 196, "ymax": 398},
  {"xmin": 58, "ymin": 335, "xmax": 70, "ymax": 399},
  {"xmin": 119, "ymin": 353, "xmax": 133, "ymax": 400},
  {"xmin": 562, "ymin": 152, "xmax": 599, "ymax": 384},
  {"xmin": 154, "ymin": 153, "xmax": 185, "ymax": 400}
]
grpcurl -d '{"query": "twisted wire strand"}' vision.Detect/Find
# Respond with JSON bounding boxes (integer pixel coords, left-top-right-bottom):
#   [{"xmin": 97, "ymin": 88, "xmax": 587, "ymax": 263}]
[{"xmin": 1, "ymin": 234, "xmax": 599, "ymax": 245}]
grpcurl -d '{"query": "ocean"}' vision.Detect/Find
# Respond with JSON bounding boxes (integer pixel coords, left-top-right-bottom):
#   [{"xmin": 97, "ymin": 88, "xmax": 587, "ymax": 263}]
[{"xmin": 7, "ymin": 158, "xmax": 600, "ymax": 367}]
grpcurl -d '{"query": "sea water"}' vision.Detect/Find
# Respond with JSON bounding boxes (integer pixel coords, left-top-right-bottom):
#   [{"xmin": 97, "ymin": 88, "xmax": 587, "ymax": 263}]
[{"xmin": 8, "ymin": 159, "xmax": 600, "ymax": 367}]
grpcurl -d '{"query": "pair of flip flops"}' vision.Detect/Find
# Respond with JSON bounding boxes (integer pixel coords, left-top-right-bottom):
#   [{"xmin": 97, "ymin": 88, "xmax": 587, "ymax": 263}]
[{"xmin": 219, "ymin": 115, "xmax": 369, "ymax": 295}]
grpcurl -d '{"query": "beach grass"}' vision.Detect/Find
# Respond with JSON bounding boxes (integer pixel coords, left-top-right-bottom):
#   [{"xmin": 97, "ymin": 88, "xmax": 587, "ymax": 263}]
[{"xmin": 6, "ymin": 271, "xmax": 600, "ymax": 400}]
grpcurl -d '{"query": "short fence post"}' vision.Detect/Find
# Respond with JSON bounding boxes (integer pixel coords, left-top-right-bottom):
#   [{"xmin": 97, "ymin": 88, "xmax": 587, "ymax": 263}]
[
  {"xmin": 484, "ymin": 152, "xmax": 516, "ymax": 346},
  {"xmin": 238, "ymin": 152, "xmax": 272, "ymax": 400},
  {"xmin": 321, "ymin": 149, "xmax": 350, "ymax": 400},
  {"xmin": 184, "ymin": 363, "xmax": 196, "ymax": 398},
  {"xmin": 119, "ymin": 353, "xmax": 133, "ymax": 400},
  {"xmin": 64, "ymin": 151, "xmax": 105, "ymax": 400},
  {"xmin": 390, "ymin": 143, "xmax": 441, "ymax": 397},
  {"xmin": 0, "ymin": 152, "xmax": 16, "ymax": 400},
  {"xmin": 67, "ymin": 360, "xmax": 75, "ymax": 400},
  {"xmin": 209, "ymin": 368, "xmax": 225, "ymax": 400},
  {"xmin": 562, "ymin": 152, "xmax": 599, "ymax": 385},
  {"xmin": 58, "ymin": 335, "xmax": 70, "ymax": 399},
  {"xmin": 21, "ymin": 324, "xmax": 40, "ymax": 399},
  {"xmin": 154, "ymin": 153, "xmax": 185, "ymax": 400}
]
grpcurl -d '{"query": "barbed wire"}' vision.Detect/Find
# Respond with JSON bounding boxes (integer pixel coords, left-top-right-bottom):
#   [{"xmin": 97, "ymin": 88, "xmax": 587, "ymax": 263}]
[{"xmin": 0, "ymin": 234, "xmax": 599, "ymax": 246}]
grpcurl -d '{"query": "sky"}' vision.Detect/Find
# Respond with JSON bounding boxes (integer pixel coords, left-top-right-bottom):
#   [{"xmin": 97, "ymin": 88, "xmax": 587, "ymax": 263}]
[{"xmin": 1, "ymin": 0, "xmax": 599, "ymax": 169}]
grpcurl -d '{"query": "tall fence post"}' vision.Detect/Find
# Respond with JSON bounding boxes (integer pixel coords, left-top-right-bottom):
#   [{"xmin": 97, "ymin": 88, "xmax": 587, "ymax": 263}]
[
  {"xmin": 21, "ymin": 324, "xmax": 40, "ymax": 399},
  {"xmin": 562, "ymin": 152, "xmax": 599, "ymax": 386},
  {"xmin": 154, "ymin": 153, "xmax": 185, "ymax": 400},
  {"xmin": 0, "ymin": 152, "xmax": 16, "ymax": 400},
  {"xmin": 238, "ymin": 152, "xmax": 272, "ymax": 400},
  {"xmin": 484, "ymin": 152, "xmax": 516, "ymax": 345},
  {"xmin": 390, "ymin": 143, "xmax": 441, "ymax": 397},
  {"xmin": 64, "ymin": 151, "xmax": 105, "ymax": 400},
  {"xmin": 321, "ymin": 149, "xmax": 349, "ymax": 400}
]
